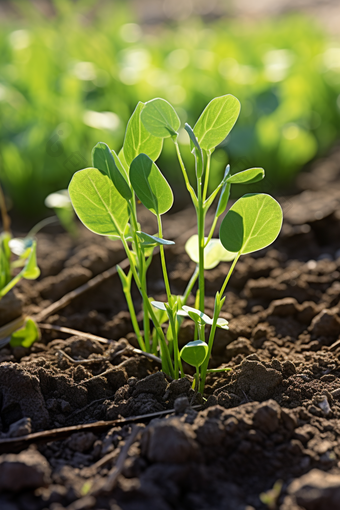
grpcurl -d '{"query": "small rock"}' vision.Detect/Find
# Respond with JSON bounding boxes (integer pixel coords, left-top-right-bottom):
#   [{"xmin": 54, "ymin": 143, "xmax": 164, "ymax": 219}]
[
  {"xmin": 316, "ymin": 396, "xmax": 331, "ymax": 416},
  {"xmin": 288, "ymin": 469, "xmax": 340, "ymax": 510},
  {"xmin": 0, "ymin": 449, "xmax": 51, "ymax": 491},
  {"xmin": 310, "ymin": 310, "xmax": 340, "ymax": 337},
  {"xmin": 8, "ymin": 417, "xmax": 32, "ymax": 438}
]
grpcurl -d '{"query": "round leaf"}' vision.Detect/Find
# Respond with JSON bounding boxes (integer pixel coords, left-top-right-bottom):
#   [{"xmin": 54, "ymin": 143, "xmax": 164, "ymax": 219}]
[
  {"xmin": 193, "ymin": 95, "xmax": 240, "ymax": 153},
  {"xmin": 219, "ymin": 193, "xmax": 283, "ymax": 255},
  {"xmin": 69, "ymin": 167, "xmax": 129, "ymax": 236},
  {"xmin": 226, "ymin": 168, "xmax": 265, "ymax": 185},
  {"xmin": 130, "ymin": 154, "xmax": 173, "ymax": 216},
  {"xmin": 136, "ymin": 231, "xmax": 175, "ymax": 247},
  {"xmin": 141, "ymin": 98, "xmax": 180, "ymax": 138},
  {"xmin": 122, "ymin": 102, "xmax": 163, "ymax": 166},
  {"xmin": 92, "ymin": 142, "xmax": 132, "ymax": 201},
  {"xmin": 180, "ymin": 340, "xmax": 208, "ymax": 368},
  {"xmin": 185, "ymin": 234, "xmax": 237, "ymax": 270}
]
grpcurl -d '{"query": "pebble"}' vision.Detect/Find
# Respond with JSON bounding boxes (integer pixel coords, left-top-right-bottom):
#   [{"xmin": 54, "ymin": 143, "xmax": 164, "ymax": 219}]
[
  {"xmin": 317, "ymin": 396, "xmax": 331, "ymax": 416},
  {"xmin": 288, "ymin": 468, "xmax": 340, "ymax": 510}
]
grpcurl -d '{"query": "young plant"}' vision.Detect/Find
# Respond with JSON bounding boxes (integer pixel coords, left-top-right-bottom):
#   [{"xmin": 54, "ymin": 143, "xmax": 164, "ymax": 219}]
[{"xmin": 68, "ymin": 94, "xmax": 283, "ymax": 392}]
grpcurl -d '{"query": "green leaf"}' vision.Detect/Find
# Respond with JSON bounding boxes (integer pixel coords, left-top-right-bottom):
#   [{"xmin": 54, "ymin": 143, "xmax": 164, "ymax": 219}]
[
  {"xmin": 178, "ymin": 305, "xmax": 229, "ymax": 330},
  {"xmin": 69, "ymin": 167, "xmax": 129, "ymax": 236},
  {"xmin": 92, "ymin": 142, "xmax": 132, "ymax": 201},
  {"xmin": 130, "ymin": 154, "xmax": 173, "ymax": 216},
  {"xmin": 178, "ymin": 305, "xmax": 211, "ymax": 325},
  {"xmin": 136, "ymin": 231, "xmax": 175, "ymax": 247},
  {"xmin": 141, "ymin": 98, "xmax": 180, "ymax": 138},
  {"xmin": 219, "ymin": 193, "xmax": 283, "ymax": 255},
  {"xmin": 184, "ymin": 123, "xmax": 201, "ymax": 152},
  {"xmin": 193, "ymin": 95, "xmax": 240, "ymax": 153},
  {"xmin": 10, "ymin": 317, "xmax": 39, "ymax": 348},
  {"xmin": 185, "ymin": 234, "xmax": 237, "ymax": 270},
  {"xmin": 22, "ymin": 242, "xmax": 40, "ymax": 280},
  {"xmin": 122, "ymin": 102, "xmax": 163, "ymax": 166},
  {"xmin": 215, "ymin": 166, "xmax": 231, "ymax": 217},
  {"xmin": 226, "ymin": 167, "xmax": 265, "ymax": 185},
  {"xmin": 151, "ymin": 300, "xmax": 167, "ymax": 311},
  {"xmin": 180, "ymin": 340, "xmax": 208, "ymax": 368}
]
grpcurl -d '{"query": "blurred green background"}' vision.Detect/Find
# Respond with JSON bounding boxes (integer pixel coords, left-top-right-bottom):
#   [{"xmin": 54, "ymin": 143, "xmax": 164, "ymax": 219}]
[{"xmin": 1, "ymin": 0, "xmax": 340, "ymax": 217}]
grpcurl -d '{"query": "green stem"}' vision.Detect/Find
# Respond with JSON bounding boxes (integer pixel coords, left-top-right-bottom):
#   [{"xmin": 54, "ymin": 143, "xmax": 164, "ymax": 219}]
[
  {"xmin": 157, "ymin": 215, "xmax": 172, "ymax": 303},
  {"xmin": 124, "ymin": 279, "xmax": 146, "ymax": 351},
  {"xmin": 197, "ymin": 177, "xmax": 205, "ymax": 316},
  {"xmin": 182, "ymin": 265, "xmax": 199, "ymax": 304},
  {"xmin": 204, "ymin": 216, "xmax": 219, "ymax": 248},
  {"xmin": 0, "ymin": 269, "xmax": 23, "ymax": 298},
  {"xmin": 27, "ymin": 216, "xmax": 59, "ymax": 237},
  {"xmin": 121, "ymin": 236, "xmax": 174, "ymax": 377},
  {"xmin": 195, "ymin": 366, "xmax": 200, "ymax": 391},
  {"xmin": 202, "ymin": 153, "xmax": 211, "ymax": 201},
  {"xmin": 128, "ymin": 201, "xmax": 151, "ymax": 352},
  {"xmin": 220, "ymin": 254, "xmax": 240, "ymax": 296},
  {"xmin": 174, "ymin": 142, "xmax": 198, "ymax": 208},
  {"xmin": 167, "ymin": 310, "xmax": 179, "ymax": 379},
  {"xmin": 199, "ymin": 298, "xmax": 222, "ymax": 393}
]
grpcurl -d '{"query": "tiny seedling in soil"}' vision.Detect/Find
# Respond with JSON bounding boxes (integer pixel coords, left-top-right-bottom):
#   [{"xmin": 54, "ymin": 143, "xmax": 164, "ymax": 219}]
[
  {"xmin": 69, "ymin": 95, "xmax": 283, "ymax": 393},
  {"xmin": 0, "ymin": 186, "xmax": 70, "ymax": 348}
]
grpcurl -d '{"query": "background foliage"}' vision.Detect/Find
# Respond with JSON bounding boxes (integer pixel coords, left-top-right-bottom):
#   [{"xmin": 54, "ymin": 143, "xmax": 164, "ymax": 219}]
[{"xmin": 1, "ymin": 0, "xmax": 340, "ymax": 216}]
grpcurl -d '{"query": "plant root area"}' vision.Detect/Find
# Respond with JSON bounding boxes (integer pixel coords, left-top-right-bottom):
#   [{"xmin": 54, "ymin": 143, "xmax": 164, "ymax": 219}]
[{"xmin": 2, "ymin": 147, "xmax": 340, "ymax": 509}]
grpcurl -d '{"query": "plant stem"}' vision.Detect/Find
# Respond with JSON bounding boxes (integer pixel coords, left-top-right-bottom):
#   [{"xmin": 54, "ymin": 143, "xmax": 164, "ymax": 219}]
[
  {"xmin": 157, "ymin": 215, "xmax": 172, "ymax": 302},
  {"xmin": 204, "ymin": 216, "xmax": 219, "ymax": 247},
  {"xmin": 121, "ymin": 236, "xmax": 174, "ymax": 377},
  {"xmin": 182, "ymin": 265, "xmax": 199, "ymax": 304},
  {"xmin": 124, "ymin": 281, "xmax": 146, "ymax": 351},
  {"xmin": 202, "ymin": 153, "xmax": 211, "ymax": 201},
  {"xmin": 128, "ymin": 201, "xmax": 151, "ymax": 351},
  {"xmin": 174, "ymin": 142, "xmax": 197, "ymax": 208},
  {"xmin": 27, "ymin": 216, "xmax": 59, "ymax": 237},
  {"xmin": 197, "ymin": 174, "xmax": 205, "ymax": 341},
  {"xmin": 199, "ymin": 297, "xmax": 222, "ymax": 393},
  {"xmin": 220, "ymin": 254, "xmax": 240, "ymax": 296}
]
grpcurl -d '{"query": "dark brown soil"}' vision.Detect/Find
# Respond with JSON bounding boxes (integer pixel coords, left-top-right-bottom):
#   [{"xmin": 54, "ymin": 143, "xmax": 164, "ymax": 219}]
[{"xmin": 2, "ymin": 146, "xmax": 340, "ymax": 509}]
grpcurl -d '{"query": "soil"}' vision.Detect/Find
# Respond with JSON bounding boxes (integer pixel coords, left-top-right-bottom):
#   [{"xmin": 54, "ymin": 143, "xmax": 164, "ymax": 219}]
[{"xmin": 2, "ymin": 145, "xmax": 340, "ymax": 509}]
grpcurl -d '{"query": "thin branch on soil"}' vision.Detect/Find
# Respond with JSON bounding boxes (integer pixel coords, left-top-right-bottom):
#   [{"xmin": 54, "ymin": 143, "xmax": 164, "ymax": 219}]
[
  {"xmin": 0, "ymin": 406, "xmax": 202, "ymax": 454},
  {"xmin": 67, "ymin": 396, "xmax": 116, "ymax": 421},
  {"xmin": 56, "ymin": 343, "xmax": 161, "ymax": 367},
  {"xmin": 39, "ymin": 323, "xmax": 114, "ymax": 344},
  {"xmin": 57, "ymin": 349, "xmax": 110, "ymax": 365},
  {"xmin": 91, "ymin": 425, "xmax": 142, "ymax": 494}
]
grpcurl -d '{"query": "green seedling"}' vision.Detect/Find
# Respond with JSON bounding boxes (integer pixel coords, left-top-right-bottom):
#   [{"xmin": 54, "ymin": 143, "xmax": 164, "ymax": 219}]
[
  {"xmin": 0, "ymin": 184, "xmax": 42, "ymax": 349},
  {"xmin": 69, "ymin": 94, "xmax": 283, "ymax": 392},
  {"xmin": 180, "ymin": 340, "xmax": 208, "ymax": 390}
]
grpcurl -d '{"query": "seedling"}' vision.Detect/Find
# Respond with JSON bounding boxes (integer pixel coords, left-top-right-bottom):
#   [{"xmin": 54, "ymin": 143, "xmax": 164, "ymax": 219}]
[{"xmin": 69, "ymin": 95, "xmax": 282, "ymax": 392}]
